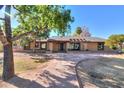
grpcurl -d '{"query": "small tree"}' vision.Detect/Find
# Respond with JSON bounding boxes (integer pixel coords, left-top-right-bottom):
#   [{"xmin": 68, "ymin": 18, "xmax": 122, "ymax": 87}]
[
  {"xmin": 73, "ymin": 26, "xmax": 91, "ymax": 37},
  {"xmin": 105, "ymin": 34, "xmax": 124, "ymax": 50},
  {"xmin": 80, "ymin": 26, "xmax": 91, "ymax": 37},
  {"xmin": 73, "ymin": 27, "xmax": 82, "ymax": 36}
]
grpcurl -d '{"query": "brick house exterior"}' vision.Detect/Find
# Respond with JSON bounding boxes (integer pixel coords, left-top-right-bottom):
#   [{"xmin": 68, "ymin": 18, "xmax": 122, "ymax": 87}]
[{"xmin": 25, "ymin": 36, "xmax": 109, "ymax": 52}]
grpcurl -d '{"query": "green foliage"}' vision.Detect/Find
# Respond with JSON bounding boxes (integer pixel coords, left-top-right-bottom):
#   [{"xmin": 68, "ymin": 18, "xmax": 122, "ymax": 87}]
[
  {"xmin": 20, "ymin": 36, "xmax": 32, "ymax": 47},
  {"xmin": 12, "ymin": 27, "xmax": 34, "ymax": 47},
  {"xmin": 73, "ymin": 26, "xmax": 91, "ymax": 37},
  {"xmin": 13, "ymin": 5, "xmax": 74, "ymax": 37},
  {"xmin": 105, "ymin": 34, "xmax": 124, "ymax": 50},
  {"xmin": 111, "ymin": 45, "xmax": 117, "ymax": 50},
  {"xmin": 73, "ymin": 27, "xmax": 82, "ymax": 36}
]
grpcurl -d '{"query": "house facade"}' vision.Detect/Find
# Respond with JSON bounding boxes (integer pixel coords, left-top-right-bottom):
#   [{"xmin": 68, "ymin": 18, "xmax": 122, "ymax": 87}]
[{"xmin": 25, "ymin": 36, "xmax": 108, "ymax": 52}]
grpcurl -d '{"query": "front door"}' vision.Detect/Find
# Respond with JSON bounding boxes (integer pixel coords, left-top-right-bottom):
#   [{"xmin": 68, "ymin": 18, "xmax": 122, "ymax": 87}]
[{"xmin": 60, "ymin": 43, "xmax": 64, "ymax": 51}]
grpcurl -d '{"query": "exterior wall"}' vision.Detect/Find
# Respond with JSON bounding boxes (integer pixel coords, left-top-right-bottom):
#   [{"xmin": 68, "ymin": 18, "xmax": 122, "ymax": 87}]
[
  {"xmin": 83, "ymin": 43, "xmax": 88, "ymax": 51},
  {"xmin": 66, "ymin": 42, "xmax": 70, "ymax": 52},
  {"xmin": 67, "ymin": 42, "xmax": 99, "ymax": 51},
  {"xmin": 80, "ymin": 42, "xmax": 84, "ymax": 51},
  {"xmin": 47, "ymin": 42, "xmax": 53, "ymax": 52},
  {"xmin": 85, "ymin": 42, "xmax": 98, "ymax": 51},
  {"xmin": 29, "ymin": 40, "xmax": 109, "ymax": 52},
  {"xmin": 48, "ymin": 42, "xmax": 67, "ymax": 52},
  {"xmin": 30, "ymin": 41, "xmax": 35, "ymax": 49},
  {"xmin": 53, "ymin": 42, "xmax": 59, "ymax": 52}
]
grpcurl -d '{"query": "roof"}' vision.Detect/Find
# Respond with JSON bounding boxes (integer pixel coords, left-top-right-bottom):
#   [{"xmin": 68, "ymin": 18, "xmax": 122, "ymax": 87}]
[
  {"xmin": 35, "ymin": 39, "xmax": 48, "ymax": 42},
  {"xmin": 47, "ymin": 36, "xmax": 106, "ymax": 42},
  {"xmin": 34, "ymin": 36, "xmax": 105, "ymax": 42}
]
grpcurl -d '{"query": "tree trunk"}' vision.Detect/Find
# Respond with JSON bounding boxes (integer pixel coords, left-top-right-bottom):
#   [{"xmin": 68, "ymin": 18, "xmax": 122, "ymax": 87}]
[{"xmin": 2, "ymin": 5, "xmax": 14, "ymax": 81}]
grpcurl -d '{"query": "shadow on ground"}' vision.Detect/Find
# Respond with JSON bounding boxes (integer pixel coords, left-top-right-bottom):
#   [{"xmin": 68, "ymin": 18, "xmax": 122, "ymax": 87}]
[
  {"xmin": 37, "ymin": 69, "xmax": 78, "ymax": 88},
  {"xmin": 4, "ymin": 75, "xmax": 44, "ymax": 88},
  {"xmin": 0, "ymin": 52, "xmax": 123, "ymax": 88},
  {"xmin": 76, "ymin": 57, "xmax": 124, "ymax": 88}
]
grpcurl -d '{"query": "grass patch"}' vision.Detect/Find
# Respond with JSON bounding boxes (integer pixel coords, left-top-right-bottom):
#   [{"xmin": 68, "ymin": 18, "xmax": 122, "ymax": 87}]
[
  {"xmin": 0, "ymin": 57, "xmax": 48, "ymax": 77},
  {"xmin": 15, "ymin": 58, "xmax": 48, "ymax": 74},
  {"xmin": 15, "ymin": 61, "xmax": 38, "ymax": 73}
]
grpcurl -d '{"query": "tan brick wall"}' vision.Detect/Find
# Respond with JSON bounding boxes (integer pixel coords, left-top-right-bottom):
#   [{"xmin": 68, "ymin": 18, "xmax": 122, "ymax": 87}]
[
  {"xmin": 30, "ymin": 41, "xmax": 35, "ymax": 49},
  {"xmin": 66, "ymin": 42, "xmax": 70, "ymax": 52},
  {"xmin": 48, "ymin": 42, "xmax": 67, "ymax": 52},
  {"xmin": 53, "ymin": 42, "xmax": 59, "ymax": 52},
  {"xmin": 86, "ymin": 42, "xmax": 98, "ymax": 51},
  {"xmin": 80, "ymin": 42, "xmax": 84, "ymax": 51},
  {"xmin": 48, "ymin": 42, "xmax": 53, "ymax": 52},
  {"xmin": 83, "ymin": 43, "xmax": 88, "ymax": 50}
]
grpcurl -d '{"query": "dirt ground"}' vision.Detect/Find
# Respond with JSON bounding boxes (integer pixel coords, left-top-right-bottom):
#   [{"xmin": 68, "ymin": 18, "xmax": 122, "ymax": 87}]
[
  {"xmin": 0, "ymin": 52, "xmax": 123, "ymax": 88},
  {"xmin": 76, "ymin": 57, "xmax": 124, "ymax": 88}
]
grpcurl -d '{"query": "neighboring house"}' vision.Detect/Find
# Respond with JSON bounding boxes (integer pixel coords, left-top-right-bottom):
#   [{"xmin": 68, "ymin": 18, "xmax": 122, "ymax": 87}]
[{"xmin": 25, "ymin": 36, "xmax": 108, "ymax": 52}]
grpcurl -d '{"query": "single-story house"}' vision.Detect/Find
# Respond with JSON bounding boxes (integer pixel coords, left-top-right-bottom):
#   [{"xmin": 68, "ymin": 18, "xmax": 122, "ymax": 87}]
[{"xmin": 25, "ymin": 36, "xmax": 110, "ymax": 52}]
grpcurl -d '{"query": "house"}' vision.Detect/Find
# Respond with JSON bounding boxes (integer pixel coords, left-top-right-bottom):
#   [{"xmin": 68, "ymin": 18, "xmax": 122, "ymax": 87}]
[{"xmin": 25, "ymin": 36, "xmax": 107, "ymax": 52}]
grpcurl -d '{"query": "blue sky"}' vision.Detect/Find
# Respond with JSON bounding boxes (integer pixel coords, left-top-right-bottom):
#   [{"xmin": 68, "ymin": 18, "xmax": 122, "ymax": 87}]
[
  {"xmin": 0, "ymin": 5, "xmax": 124, "ymax": 39},
  {"xmin": 67, "ymin": 5, "xmax": 124, "ymax": 39}
]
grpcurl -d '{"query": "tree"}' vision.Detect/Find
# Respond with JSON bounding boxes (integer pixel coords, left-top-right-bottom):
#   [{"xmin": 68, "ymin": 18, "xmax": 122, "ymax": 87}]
[
  {"xmin": 73, "ymin": 26, "xmax": 91, "ymax": 37},
  {"xmin": 14, "ymin": 5, "xmax": 74, "ymax": 37},
  {"xmin": 2, "ymin": 5, "xmax": 14, "ymax": 81},
  {"xmin": 80, "ymin": 26, "xmax": 91, "ymax": 37},
  {"xmin": 73, "ymin": 27, "xmax": 82, "ymax": 36},
  {"xmin": 0, "ymin": 5, "xmax": 74, "ymax": 80},
  {"xmin": 105, "ymin": 34, "xmax": 124, "ymax": 50}
]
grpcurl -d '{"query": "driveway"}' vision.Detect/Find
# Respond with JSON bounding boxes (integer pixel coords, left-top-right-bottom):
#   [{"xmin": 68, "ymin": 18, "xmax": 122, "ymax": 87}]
[{"xmin": 0, "ymin": 52, "xmax": 116, "ymax": 88}]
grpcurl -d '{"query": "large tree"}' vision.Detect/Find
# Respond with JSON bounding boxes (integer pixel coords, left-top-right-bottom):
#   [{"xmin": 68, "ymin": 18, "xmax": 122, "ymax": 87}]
[
  {"xmin": 0, "ymin": 5, "xmax": 74, "ymax": 80},
  {"xmin": 105, "ymin": 34, "xmax": 124, "ymax": 50},
  {"xmin": 0, "ymin": 5, "xmax": 14, "ymax": 81},
  {"xmin": 13, "ymin": 5, "xmax": 74, "ymax": 37}
]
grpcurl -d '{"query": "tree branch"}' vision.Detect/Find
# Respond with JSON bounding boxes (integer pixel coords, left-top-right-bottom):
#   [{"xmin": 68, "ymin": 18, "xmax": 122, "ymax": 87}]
[
  {"xmin": 0, "ymin": 17, "xmax": 5, "ymax": 21},
  {"xmin": 12, "ymin": 31, "xmax": 36, "ymax": 41},
  {"xmin": 13, "ymin": 5, "xmax": 22, "ymax": 13},
  {"xmin": 0, "ymin": 29, "xmax": 9, "ymax": 45}
]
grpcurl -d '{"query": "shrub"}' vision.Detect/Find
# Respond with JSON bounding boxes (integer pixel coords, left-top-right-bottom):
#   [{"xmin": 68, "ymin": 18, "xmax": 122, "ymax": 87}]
[{"xmin": 111, "ymin": 45, "xmax": 117, "ymax": 50}]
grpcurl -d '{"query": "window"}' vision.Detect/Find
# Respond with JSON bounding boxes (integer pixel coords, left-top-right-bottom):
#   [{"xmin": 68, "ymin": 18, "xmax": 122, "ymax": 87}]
[
  {"xmin": 35, "ymin": 42, "xmax": 40, "ymax": 48},
  {"xmin": 40, "ymin": 43, "xmax": 47, "ymax": 50},
  {"xmin": 69, "ymin": 43, "xmax": 80, "ymax": 50},
  {"xmin": 98, "ymin": 43, "xmax": 104, "ymax": 50}
]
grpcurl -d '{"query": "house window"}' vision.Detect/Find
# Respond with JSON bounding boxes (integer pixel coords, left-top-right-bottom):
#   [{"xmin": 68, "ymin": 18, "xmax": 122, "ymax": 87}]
[
  {"xmin": 69, "ymin": 43, "xmax": 80, "ymax": 50},
  {"xmin": 40, "ymin": 43, "xmax": 47, "ymax": 50},
  {"xmin": 35, "ymin": 42, "xmax": 40, "ymax": 48},
  {"xmin": 98, "ymin": 43, "xmax": 104, "ymax": 50}
]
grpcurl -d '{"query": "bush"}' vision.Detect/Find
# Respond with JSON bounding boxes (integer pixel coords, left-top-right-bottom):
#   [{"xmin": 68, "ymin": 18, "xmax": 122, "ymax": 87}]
[{"xmin": 111, "ymin": 46, "xmax": 117, "ymax": 50}]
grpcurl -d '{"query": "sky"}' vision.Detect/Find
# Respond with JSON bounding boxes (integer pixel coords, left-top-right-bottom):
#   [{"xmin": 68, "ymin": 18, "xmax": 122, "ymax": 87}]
[
  {"xmin": 67, "ymin": 5, "xmax": 124, "ymax": 39},
  {"xmin": 0, "ymin": 5, "xmax": 124, "ymax": 39}
]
